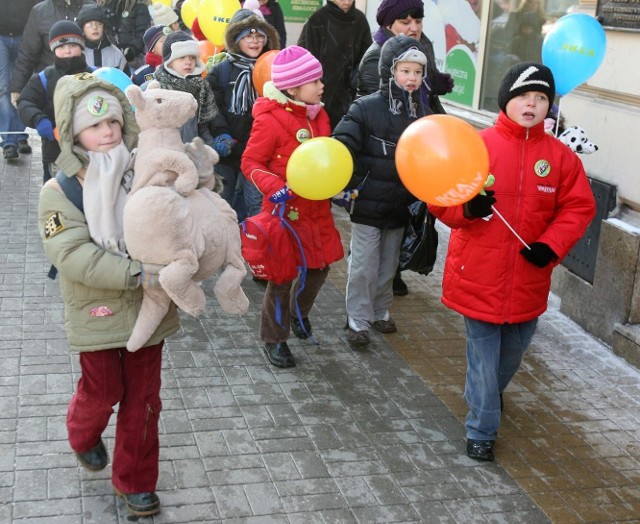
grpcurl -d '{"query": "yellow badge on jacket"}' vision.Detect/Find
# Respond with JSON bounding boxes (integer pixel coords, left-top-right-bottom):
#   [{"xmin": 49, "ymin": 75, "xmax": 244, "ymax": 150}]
[{"xmin": 44, "ymin": 212, "xmax": 65, "ymax": 238}]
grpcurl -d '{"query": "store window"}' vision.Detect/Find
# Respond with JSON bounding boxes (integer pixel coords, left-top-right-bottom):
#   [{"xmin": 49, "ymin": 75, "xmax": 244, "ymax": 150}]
[{"xmin": 479, "ymin": 0, "xmax": 581, "ymax": 112}]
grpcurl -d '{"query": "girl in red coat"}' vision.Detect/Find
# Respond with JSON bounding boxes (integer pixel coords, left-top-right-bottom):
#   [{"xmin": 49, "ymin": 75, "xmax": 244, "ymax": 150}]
[
  {"xmin": 429, "ymin": 63, "xmax": 596, "ymax": 462},
  {"xmin": 241, "ymin": 45, "xmax": 344, "ymax": 368}
]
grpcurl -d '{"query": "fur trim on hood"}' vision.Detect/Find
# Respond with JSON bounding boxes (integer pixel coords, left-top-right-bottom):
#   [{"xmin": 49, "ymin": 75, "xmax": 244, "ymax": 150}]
[
  {"xmin": 54, "ymin": 72, "xmax": 139, "ymax": 176},
  {"xmin": 224, "ymin": 11, "xmax": 280, "ymax": 55}
]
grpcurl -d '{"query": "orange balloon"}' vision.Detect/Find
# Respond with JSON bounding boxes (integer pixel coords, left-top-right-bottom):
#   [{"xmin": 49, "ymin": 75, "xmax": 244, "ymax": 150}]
[
  {"xmin": 252, "ymin": 50, "xmax": 278, "ymax": 96},
  {"xmin": 395, "ymin": 115, "xmax": 489, "ymax": 207},
  {"xmin": 199, "ymin": 39, "xmax": 215, "ymax": 63}
]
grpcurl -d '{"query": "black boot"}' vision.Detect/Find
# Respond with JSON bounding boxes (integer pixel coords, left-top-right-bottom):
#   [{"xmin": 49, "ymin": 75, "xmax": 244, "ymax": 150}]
[
  {"xmin": 76, "ymin": 438, "xmax": 108, "ymax": 471},
  {"xmin": 263, "ymin": 341, "xmax": 295, "ymax": 368},
  {"xmin": 291, "ymin": 317, "xmax": 312, "ymax": 339},
  {"xmin": 466, "ymin": 439, "xmax": 494, "ymax": 461},
  {"xmin": 393, "ymin": 271, "xmax": 408, "ymax": 296}
]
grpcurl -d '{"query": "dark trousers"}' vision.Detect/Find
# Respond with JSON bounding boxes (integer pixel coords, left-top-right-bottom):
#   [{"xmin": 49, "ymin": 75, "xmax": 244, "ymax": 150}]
[
  {"xmin": 260, "ymin": 268, "xmax": 330, "ymax": 343},
  {"xmin": 66, "ymin": 342, "xmax": 163, "ymax": 493}
]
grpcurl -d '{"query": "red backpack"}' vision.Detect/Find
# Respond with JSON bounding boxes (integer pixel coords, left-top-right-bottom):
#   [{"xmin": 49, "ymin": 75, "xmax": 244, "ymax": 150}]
[{"xmin": 239, "ymin": 208, "xmax": 299, "ymax": 285}]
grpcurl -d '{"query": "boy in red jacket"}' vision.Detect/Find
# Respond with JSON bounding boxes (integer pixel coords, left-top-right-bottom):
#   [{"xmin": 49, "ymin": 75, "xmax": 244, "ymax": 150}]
[{"xmin": 429, "ymin": 62, "xmax": 596, "ymax": 462}]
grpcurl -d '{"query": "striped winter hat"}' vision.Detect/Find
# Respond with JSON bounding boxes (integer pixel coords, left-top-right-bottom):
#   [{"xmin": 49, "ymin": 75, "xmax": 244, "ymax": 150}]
[{"xmin": 271, "ymin": 45, "xmax": 323, "ymax": 91}]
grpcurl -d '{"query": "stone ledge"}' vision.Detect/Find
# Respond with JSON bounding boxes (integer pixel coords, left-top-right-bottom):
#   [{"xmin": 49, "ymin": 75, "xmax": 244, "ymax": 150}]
[{"xmin": 613, "ymin": 324, "xmax": 640, "ymax": 369}]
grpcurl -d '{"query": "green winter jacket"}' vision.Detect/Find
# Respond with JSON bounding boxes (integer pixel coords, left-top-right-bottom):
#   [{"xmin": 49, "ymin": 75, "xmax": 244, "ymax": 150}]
[{"xmin": 38, "ymin": 73, "xmax": 180, "ymax": 352}]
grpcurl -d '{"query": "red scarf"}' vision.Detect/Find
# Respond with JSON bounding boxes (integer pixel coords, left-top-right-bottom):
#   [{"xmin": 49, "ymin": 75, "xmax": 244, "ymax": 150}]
[{"xmin": 145, "ymin": 52, "xmax": 162, "ymax": 68}]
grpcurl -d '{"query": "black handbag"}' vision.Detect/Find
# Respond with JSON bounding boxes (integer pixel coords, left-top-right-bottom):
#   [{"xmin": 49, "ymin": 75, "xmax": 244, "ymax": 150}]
[{"xmin": 399, "ymin": 201, "xmax": 438, "ymax": 275}]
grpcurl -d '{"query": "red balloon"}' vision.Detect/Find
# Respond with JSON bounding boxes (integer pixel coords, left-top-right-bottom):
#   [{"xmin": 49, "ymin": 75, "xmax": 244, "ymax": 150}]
[
  {"xmin": 252, "ymin": 50, "xmax": 278, "ymax": 96},
  {"xmin": 395, "ymin": 115, "xmax": 489, "ymax": 207}
]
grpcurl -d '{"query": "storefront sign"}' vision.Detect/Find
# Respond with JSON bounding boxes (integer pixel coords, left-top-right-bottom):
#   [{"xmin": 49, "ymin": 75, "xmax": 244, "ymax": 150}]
[
  {"xmin": 280, "ymin": 0, "xmax": 323, "ymax": 23},
  {"xmin": 596, "ymin": 0, "xmax": 640, "ymax": 31}
]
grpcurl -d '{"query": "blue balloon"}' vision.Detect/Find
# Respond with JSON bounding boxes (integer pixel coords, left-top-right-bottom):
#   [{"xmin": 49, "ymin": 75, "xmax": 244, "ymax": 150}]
[
  {"xmin": 93, "ymin": 67, "xmax": 133, "ymax": 94},
  {"xmin": 542, "ymin": 13, "xmax": 606, "ymax": 96}
]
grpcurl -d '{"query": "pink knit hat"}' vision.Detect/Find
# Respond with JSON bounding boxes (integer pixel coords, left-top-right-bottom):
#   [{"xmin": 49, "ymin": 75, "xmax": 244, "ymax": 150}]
[{"xmin": 271, "ymin": 46, "xmax": 323, "ymax": 91}]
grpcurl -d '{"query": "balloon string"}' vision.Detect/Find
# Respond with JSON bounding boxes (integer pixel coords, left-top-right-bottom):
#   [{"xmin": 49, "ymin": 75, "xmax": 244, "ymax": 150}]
[{"xmin": 491, "ymin": 205, "xmax": 531, "ymax": 250}]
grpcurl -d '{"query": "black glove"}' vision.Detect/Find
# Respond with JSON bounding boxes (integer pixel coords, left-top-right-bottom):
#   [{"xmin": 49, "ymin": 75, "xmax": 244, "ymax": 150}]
[
  {"xmin": 432, "ymin": 71, "xmax": 454, "ymax": 95},
  {"xmin": 464, "ymin": 190, "xmax": 496, "ymax": 218},
  {"xmin": 520, "ymin": 242, "xmax": 558, "ymax": 268}
]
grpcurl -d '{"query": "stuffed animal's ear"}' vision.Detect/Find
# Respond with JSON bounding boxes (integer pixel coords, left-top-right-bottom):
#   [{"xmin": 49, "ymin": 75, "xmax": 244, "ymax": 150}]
[
  {"xmin": 147, "ymin": 80, "xmax": 161, "ymax": 90},
  {"xmin": 125, "ymin": 84, "xmax": 145, "ymax": 110}
]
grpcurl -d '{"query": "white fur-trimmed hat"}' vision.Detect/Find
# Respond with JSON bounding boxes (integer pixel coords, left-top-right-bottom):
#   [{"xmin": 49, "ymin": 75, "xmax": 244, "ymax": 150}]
[{"xmin": 162, "ymin": 30, "xmax": 205, "ymax": 75}]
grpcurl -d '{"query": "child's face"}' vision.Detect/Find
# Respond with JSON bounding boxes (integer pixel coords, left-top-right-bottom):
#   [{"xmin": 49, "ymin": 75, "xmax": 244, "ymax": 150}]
[
  {"xmin": 169, "ymin": 21, "xmax": 181, "ymax": 32},
  {"xmin": 169, "ymin": 55, "xmax": 197, "ymax": 76},
  {"xmin": 83, "ymin": 21, "xmax": 104, "ymax": 42},
  {"xmin": 505, "ymin": 91, "xmax": 550, "ymax": 129},
  {"xmin": 152, "ymin": 35, "xmax": 166, "ymax": 56},
  {"xmin": 76, "ymin": 119, "xmax": 123, "ymax": 153},
  {"xmin": 238, "ymin": 33, "xmax": 266, "ymax": 59},
  {"xmin": 287, "ymin": 79, "xmax": 324, "ymax": 105},
  {"xmin": 54, "ymin": 43, "xmax": 83, "ymax": 58},
  {"xmin": 394, "ymin": 61, "xmax": 423, "ymax": 92},
  {"xmin": 388, "ymin": 16, "xmax": 423, "ymax": 40}
]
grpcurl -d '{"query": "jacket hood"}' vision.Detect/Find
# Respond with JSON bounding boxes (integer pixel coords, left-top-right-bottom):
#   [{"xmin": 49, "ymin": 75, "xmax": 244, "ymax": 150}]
[
  {"xmin": 76, "ymin": 4, "xmax": 106, "ymax": 27},
  {"xmin": 224, "ymin": 11, "xmax": 280, "ymax": 55},
  {"xmin": 379, "ymin": 34, "xmax": 428, "ymax": 90},
  {"xmin": 54, "ymin": 72, "xmax": 139, "ymax": 176}
]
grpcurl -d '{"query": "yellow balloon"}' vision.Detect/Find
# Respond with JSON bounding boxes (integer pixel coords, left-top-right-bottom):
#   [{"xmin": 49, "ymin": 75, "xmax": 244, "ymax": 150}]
[
  {"xmin": 286, "ymin": 138, "xmax": 353, "ymax": 200},
  {"xmin": 154, "ymin": 0, "xmax": 173, "ymax": 6},
  {"xmin": 198, "ymin": 0, "xmax": 238, "ymax": 46},
  {"xmin": 180, "ymin": 0, "xmax": 200, "ymax": 30}
]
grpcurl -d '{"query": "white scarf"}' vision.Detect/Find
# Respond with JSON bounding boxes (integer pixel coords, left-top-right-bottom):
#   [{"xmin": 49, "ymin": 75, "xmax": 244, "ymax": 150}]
[{"xmin": 83, "ymin": 142, "xmax": 135, "ymax": 257}]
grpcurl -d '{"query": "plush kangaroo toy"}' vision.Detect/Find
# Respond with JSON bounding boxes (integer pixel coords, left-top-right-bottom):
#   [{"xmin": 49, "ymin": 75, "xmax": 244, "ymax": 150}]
[{"xmin": 123, "ymin": 82, "xmax": 249, "ymax": 351}]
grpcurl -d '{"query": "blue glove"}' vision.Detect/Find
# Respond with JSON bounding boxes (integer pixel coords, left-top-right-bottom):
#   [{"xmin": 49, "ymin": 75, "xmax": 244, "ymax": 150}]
[
  {"xmin": 36, "ymin": 118, "xmax": 55, "ymax": 141},
  {"xmin": 211, "ymin": 133, "xmax": 234, "ymax": 157},
  {"xmin": 269, "ymin": 185, "xmax": 294, "ymax": 204}
]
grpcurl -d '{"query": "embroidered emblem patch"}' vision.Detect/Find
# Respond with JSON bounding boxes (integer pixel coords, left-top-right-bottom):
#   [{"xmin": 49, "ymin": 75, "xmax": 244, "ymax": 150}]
[
  {"xmin": 287, "ymin": 207, "xmax": 300, "ymax": 221},
  {"xmin": 87, "ymin": 96, "xmax": 108, "ymax": 117},
  {"xmin": 534, "ymin": 159, "xmax": 551, "ymax": 177},
  {"xmin": 89, "ymin": 306, "xmax": 114, "ymax": 317},
  {"xmin": 296, "ymin": 129, "xmax": 310, "ymax": 143},
  {"xmin": 44, "ymin": 212, "xmax": 65, "ymax": 238}
]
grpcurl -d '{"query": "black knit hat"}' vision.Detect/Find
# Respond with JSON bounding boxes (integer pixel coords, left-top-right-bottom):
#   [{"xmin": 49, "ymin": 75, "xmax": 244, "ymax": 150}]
[
  {"xmin": 49, "ymin": 20, "xmax": 85, "ymax": 52},
  {"xmin": 76, "ymin": 4, "xmax": 106, "ymax": 29},
  {"xmin": 498, "ymin": 62, "xmax": 555, "ymax": 113},
  {"xmin": 376, "ymin": 0, "xmax": 424, "ymax": 27}
]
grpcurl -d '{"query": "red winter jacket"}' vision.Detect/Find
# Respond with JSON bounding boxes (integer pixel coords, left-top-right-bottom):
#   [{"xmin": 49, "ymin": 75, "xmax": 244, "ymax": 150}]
[
  {"xmin": 429, "ymin": 112, "xmax": 596, "ymax": 324},
  {"xmin": 240, "ymin": 88, "xmax": 344, "ymax": 270}
]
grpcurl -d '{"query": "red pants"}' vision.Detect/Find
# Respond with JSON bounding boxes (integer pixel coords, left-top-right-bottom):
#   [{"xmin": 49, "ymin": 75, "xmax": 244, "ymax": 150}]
[{"xmin": 66, "ymin": 342, "xmax": 163, "ymax": 493}]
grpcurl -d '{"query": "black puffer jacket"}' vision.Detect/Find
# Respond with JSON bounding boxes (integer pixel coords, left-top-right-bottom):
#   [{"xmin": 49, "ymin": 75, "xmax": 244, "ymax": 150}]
[
  {"xmin": 17, "ymin": 62, "xmax": 94, "ymax": 162},
  {"xmin": 332, "ymin": 35, "xmax": 431, "ymax": 229},
  {"xmin": 206, "ymin": 11, "xmax": 280, "ymax": 169},
  {"xmin": 357, "ymin": 27, "xmax": 446, "ymax": 115},
  {"xmin": 10, "ymin": 0, "xmax": 93, "ymax": 93},
  {"xmin": 98, "ymin": 0, "xmax": 150, "ymax": 62},
  {"xmin": 298, "ymin": 1, "xmax": 371, "ymax": 130}
]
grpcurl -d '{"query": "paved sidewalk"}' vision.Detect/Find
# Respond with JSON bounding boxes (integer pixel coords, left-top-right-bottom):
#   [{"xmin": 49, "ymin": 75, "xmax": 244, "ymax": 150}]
[{"xmin": 1, "ymin": 142, "xmax": 639, "ymax": 523}]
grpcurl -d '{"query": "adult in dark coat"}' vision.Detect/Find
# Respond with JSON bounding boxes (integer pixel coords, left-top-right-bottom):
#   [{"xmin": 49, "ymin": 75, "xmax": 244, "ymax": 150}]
[
  {"xmin": 356, "ymin": 0, "xmax": 452, "ymax": 114},
  {"xmin": 9, "ymin": 0, "xmax": 93, "ymax": 98},
  {"xmin": 96, "ymin": 0, "xmax": 150, "ymax": 68},
  {"xmin": 298, "ymin": 0, "xmax": 371, "ymax": 130},
  {"xmin": 0, "ymin": 0, "xmax": 40, "ymax": 160}
]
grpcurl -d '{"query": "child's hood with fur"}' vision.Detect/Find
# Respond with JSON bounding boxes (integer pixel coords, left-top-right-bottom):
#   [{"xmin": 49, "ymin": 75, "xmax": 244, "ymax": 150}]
[{"xmin": 54, "ymin": 72, "xmax": 139, "ymax": 176}]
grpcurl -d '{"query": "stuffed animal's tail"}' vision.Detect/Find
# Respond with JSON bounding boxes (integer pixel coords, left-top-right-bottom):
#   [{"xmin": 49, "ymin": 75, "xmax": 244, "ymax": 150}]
[{"xmin": 127, "ymin": 288, "xmax": 173, "ymax": 352}]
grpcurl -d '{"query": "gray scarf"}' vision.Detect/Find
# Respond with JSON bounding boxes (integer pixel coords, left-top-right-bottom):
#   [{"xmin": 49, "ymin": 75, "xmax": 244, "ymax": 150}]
[{"xmin": 83, "ymin": 142, "xmax": 135, "ymax": 257}]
